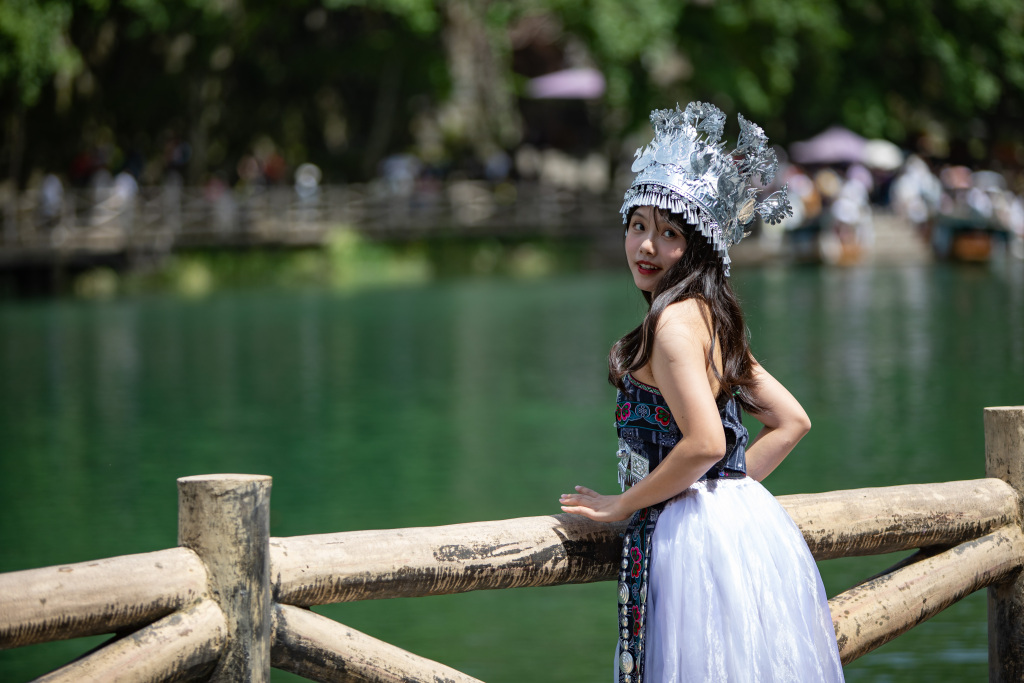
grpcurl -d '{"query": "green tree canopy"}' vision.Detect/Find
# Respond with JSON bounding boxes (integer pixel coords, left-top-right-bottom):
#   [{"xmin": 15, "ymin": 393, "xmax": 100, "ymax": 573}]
[{"xmin": 2, "ymin": 0, "xmax": 1023, "ymax": 187}]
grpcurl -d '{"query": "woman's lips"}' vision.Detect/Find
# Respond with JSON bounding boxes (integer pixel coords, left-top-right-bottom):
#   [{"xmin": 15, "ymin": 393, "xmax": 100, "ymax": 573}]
[{"xmin": 636, "ymin": 261, "xmax": 661, "ymax": 275}]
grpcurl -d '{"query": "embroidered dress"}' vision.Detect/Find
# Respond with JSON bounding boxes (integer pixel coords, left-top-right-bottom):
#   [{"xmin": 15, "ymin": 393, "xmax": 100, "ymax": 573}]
[{"xmin": 613, "ymin": 373, "xmax": 844, "ymax": 683}]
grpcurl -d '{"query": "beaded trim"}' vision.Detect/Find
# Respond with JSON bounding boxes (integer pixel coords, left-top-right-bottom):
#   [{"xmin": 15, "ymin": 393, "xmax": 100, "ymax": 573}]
[
  {"xmin": 623, "ymin": 372, "xmax": 661, "ymax": 395},
  {"xmin": 616, "ymin": 505, "xmax": 662, "ymax": 683}
]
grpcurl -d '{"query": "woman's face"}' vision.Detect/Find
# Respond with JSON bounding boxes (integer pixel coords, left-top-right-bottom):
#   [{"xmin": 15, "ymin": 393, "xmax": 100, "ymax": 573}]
[{"xmin": 624, "ymin": 206, "xmax": 688, "ymax": 292}]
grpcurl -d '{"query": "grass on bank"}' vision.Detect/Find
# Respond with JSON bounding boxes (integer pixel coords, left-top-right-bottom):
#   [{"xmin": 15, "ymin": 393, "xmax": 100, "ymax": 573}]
[{"xmin": 70, "ymin": 227, "xmax": 576, "ymax": 300}]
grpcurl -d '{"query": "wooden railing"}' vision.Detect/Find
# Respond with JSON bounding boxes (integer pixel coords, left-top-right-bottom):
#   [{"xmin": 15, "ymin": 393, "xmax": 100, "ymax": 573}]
[
  {"xmin": 2, "ymin": 406, "xmax": 1023, "ymax": 682},
  {"xmin": 0, "ymin": 182, "xmax": 617, "ymax": 252}
]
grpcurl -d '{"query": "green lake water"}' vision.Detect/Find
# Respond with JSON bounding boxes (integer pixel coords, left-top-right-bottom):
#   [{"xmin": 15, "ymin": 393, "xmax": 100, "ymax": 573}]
[{"xmin": 1, "ymin": 261, "xmax": 1022, "ymax": 681}]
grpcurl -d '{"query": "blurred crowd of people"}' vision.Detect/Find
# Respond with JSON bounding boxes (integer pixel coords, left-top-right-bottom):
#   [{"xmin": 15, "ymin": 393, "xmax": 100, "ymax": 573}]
[
  {"xmin": 755, "ymin": 153, "xmax": 1024, "ymax": 263},
  {"xmin": 765, "ymin": 162, "xmax": 879, "ymax": 264},
  {"xmin": 12, "ymin": 127, "xmax": 1024, "ymax": 265},
  {"xmin": 20, "ymin": 134, "xmax": 324, "ymax": 234},
  {"xmin": 891, "ymin": 159, "xmax": 1024, "ymax": 259}
]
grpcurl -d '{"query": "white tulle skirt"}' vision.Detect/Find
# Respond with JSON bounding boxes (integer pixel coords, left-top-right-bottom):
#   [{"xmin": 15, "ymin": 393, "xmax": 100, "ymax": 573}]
[{"xmin": 615, "ymin": 477, "xmax": 844, "ymax": 682}]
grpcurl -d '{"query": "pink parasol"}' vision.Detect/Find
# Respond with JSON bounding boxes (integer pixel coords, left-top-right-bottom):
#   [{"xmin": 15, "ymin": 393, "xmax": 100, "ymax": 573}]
[
  {"xmin": 790, "ymin": 127, "xmax": 868, "ymax": 165},
  {"xmin": 526, "ymin": 68, "xmax": 606, "ymax": 100}
]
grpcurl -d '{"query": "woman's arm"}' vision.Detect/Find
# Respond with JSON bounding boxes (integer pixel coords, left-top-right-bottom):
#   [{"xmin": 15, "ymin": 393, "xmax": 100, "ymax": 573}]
[
  {"xmin": 743, "ymin": 362, "xmax": 811, "ymax": 481},
  {"xmin": 560, "ymin": 300, "xmax": 726, "ymax": 522}
]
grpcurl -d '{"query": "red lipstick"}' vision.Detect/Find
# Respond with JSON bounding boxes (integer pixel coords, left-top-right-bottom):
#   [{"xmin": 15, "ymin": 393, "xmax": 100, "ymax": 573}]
[{"xmin": 636, "ymin": 260, "xmax": 661, "ymax": 275}]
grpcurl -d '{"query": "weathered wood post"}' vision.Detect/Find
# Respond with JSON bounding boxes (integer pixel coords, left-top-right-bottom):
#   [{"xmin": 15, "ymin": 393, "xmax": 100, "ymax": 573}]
[
  {"xmin": 178, "ymin": 474, "xmax": 272, "ymax": 682},
  {"xmin": 985, "ymin": 406, "xmax": 1024, "ymax": 682}
]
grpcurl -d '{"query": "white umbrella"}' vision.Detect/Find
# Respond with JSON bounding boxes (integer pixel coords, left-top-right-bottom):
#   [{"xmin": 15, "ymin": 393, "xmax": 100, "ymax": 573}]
[{"xmin": 863, "ymin": 140, "xmax": 903, "ymax": 171}]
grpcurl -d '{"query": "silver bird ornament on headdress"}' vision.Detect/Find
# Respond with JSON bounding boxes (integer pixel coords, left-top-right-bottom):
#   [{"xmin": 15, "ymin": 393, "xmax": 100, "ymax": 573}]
[{"xmin": 620, "ymin": 102, "xmax": 792, "ymax": 276}]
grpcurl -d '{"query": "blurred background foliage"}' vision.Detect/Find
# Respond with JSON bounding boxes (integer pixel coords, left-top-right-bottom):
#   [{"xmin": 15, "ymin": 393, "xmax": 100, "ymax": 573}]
[{"xmin": 2, "ymin": 0, "xmax": 1023, "ymax": 187}]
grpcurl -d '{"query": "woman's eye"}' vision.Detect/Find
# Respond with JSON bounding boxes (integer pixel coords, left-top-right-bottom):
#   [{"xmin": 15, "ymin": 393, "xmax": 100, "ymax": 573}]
[{"xmin": 663, "ymin": 229, "xmax": 676, "ymax": 238}]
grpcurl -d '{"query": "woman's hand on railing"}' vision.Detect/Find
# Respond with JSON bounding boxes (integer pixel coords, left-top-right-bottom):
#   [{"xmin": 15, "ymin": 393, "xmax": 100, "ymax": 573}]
[{"xmin": 559, "ymin": 485, "xmax": 632, "ymax": 522}]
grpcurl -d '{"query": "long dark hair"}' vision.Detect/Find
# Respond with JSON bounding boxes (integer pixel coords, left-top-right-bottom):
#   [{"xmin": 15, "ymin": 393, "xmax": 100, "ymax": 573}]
[{"xmin": 608, "ymin": 208, "xmax": 764, "ymax": 414}]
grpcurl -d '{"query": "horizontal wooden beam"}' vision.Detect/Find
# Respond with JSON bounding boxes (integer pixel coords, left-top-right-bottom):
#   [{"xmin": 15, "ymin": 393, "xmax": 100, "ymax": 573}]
[
  {"xmin": 33, "ymin": 599, "xmax": 226, "ymax": 683},
  {"xmin": 271, "ymin": 513, "xmax": 627, "ymax": 605},
  {"xmin": 780, "ymin": 478, "xmax": 1018, "ymax": 560},
  {"xmin": 2, "ymin": 476, "xmax": 1016, "ymax": 666},
  {"xmin": 0, "ymin": 548, "xmax": 207, "ymax": 649},
  {"xmin": 271, "ymin": 603, "xmax": 482, "ymax": 683},
  {"xmin": 830, "ymin": 525, "xmax": 1024, "ymax": 665},
  {"xmin": 271, "ymin": 479, "xmax": 1016, "ymax": 605}
]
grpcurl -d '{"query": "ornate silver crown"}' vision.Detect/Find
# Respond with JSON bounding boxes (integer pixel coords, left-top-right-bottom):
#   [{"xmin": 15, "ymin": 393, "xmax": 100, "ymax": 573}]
[{"xmin": 621, "ymin": 102, "xmax": 793, "ymax": 275}]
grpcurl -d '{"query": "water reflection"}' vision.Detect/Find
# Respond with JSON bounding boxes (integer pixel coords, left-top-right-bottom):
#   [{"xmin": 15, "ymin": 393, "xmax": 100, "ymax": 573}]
[{"xmin": 0, "ymin": 263, "xmax": 1021, "ymax": 682}]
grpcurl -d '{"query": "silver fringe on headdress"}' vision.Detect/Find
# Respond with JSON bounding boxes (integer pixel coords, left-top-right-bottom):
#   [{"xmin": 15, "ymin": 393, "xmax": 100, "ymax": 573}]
[{"xmin": 621, "ymin": 102, "xmax": 793, "ymax": 276}]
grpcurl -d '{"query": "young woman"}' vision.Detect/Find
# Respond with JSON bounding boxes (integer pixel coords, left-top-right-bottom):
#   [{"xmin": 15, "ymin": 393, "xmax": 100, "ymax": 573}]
[{"xmin": 559, "ymin": 103, "xmax": 844, "ymax": 682}]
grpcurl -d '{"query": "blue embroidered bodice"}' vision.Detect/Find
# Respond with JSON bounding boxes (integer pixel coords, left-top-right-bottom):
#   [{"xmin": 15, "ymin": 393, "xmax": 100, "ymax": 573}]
[{"xmin": 615, "ymin": 372, "xmax": 748, "ymax": 490}]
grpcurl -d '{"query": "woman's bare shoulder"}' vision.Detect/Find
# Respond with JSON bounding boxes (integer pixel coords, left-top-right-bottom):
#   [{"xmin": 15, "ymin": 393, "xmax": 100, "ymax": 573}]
[{"xmin": 656, "ymin": 298, "xmax": 712, "ymax": 341}]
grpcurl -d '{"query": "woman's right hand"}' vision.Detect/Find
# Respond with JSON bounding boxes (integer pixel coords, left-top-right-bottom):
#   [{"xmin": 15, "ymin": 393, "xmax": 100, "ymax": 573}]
[{"xmin": 559, "ymin": 485, "xmax": 633, "ymax": 522}]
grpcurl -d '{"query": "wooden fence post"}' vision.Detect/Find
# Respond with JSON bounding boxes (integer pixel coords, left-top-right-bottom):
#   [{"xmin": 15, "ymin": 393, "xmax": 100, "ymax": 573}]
[
  {"xmin": 178, "ymin": 474, "xmax": 272, "ymax": 683},
  {"xmin": 985, "ymin": 406, "xmax": 1024, "ymax": 683}
]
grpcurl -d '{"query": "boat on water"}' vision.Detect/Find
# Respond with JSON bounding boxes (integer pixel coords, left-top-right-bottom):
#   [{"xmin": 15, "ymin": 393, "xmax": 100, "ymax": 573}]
[
  {"xmin": 931, "ymin": 212, "xmax": 1010, "ymax": 263},
  {"xmin": 928, "ymin": 167, "xmax": 1018, "ymax": 263}
]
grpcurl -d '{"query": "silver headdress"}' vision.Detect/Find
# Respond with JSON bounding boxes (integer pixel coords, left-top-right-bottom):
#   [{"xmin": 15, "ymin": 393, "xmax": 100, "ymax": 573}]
[{"xmin": 621, "ymin": 102, "xmax": 792, "ymax": 275}]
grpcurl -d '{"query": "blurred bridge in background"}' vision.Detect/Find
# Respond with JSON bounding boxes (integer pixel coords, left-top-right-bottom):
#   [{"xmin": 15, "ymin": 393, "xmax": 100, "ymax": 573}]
[{"xmin": 0, "ymin": 182, "xmax": 619, "ymax": 270}]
